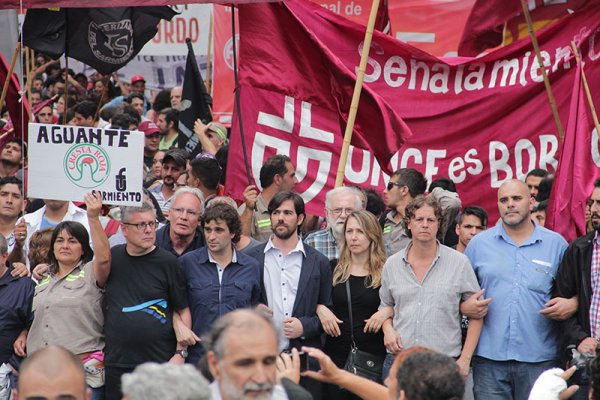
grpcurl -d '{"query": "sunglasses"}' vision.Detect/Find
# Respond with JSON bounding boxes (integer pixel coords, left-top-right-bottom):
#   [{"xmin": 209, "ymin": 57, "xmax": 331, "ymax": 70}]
[{"xmin": 386, "ymin": 182, "xmax": 404, "ymax": 191}]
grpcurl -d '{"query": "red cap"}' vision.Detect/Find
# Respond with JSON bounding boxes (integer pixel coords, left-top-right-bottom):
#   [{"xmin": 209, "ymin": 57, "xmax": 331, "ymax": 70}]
[
  {"xmin": 131, "ymin": 75, "xmax": 145, "ymax": 85},
  {"xmin": 139, "ymin": 120, "xmax": 161, "ymax": 136}
]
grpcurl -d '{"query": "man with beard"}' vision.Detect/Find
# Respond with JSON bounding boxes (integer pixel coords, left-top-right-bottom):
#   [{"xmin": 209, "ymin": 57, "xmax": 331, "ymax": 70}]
[
  {"xmin": 155, "ymin": 187, "xmax": 205, "ymax": 257},
  {"xmin": 239, "ymin": 155, "xmax": 298, "ymax": 243},
  {"xmin": 304, "ymin": 186, "xmax": 363, "ymax": 260},
  {"xmin": 553, "ymin": 179, "xmax": 600, "ymax": 397},
  {"xmin": 149, "ymin": 149, "xmax": 188, "ymax": 213},
  {"xmin": 464, "ymin": 179, "xmax": 568, "ymax": 399},
  {"xmin": 206, "ymin": 309, "xmax": 311, "ymax": 400},
  {"xmin": 0, "ymin": 139, "xmax": 25, "ymax": 180},
  {"xmin": 246, "ymin": 191, "xmax": 332, "ymax": 399}
]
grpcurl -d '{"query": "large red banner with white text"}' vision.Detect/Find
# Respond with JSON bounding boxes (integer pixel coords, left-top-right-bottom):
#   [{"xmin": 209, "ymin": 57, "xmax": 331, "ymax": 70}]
[{"xmin": 225, "ymin": 0, "xmax": 600, "ymax": 225}]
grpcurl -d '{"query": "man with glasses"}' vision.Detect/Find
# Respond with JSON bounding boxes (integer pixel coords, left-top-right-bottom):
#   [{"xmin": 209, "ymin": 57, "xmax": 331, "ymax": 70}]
[
  {"xmin": 155, "ymin": 187, "xmax": 205, "ymax": 257},
  {"xmin": 304, "ymin": 186, "xmax": 363, "ymax": 260},
  {"xmin": 383, "ymin": 168, "xmax": 460, "ymax": 256},
  {"xmin": 104, "ymin": 202, "xmax": 191, "ymax": 399}
]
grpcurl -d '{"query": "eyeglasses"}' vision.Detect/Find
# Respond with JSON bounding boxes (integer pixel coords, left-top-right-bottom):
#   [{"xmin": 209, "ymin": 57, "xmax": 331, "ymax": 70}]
[
  {"xmin": 386, "ymin": 181, "xmax": 404, "ymax": 191},
  {"xmin": 171, "ymin": 207, "xmax": 200, "ymax": 217},
  {"xmin": 329, "ymin": 207, "xmax": 355, "ymax": 216},
  {"xmin": 123, "ymin": 221, "xmax": 159, "ymax": 231}
]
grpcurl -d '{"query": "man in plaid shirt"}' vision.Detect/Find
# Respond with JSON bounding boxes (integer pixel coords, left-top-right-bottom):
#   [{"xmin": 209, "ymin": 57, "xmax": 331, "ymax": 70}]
[{"xmin": 554, "ymin": 178, "xmax": 600, "ymax": 397}]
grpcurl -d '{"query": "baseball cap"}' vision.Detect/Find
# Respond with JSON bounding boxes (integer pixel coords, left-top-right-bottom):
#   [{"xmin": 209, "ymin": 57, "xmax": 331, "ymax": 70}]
[
  {"xmin": 131, "ymin": 75, "xmax": 145, "ymax": 85},
  {"xmin": 163, "ymin": 148, "xmax": 188, "ymax": 167},
  {"xmin": 206, "ymin": 122, "xmax": 228, "ymax": 141},
  {"xmin": 139, "ymin": 120, "xmax": 161, "ymax": 136}
]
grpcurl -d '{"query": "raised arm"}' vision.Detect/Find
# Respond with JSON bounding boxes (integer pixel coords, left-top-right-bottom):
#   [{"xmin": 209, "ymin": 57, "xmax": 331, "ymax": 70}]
[{"xmin": 86, "ymin": 192, "xmax": 111, "ymax": 288}]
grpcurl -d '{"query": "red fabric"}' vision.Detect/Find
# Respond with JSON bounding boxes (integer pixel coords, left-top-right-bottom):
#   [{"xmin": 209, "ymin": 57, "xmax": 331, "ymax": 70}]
[
  {"xmin": 0, "ymin": 0, "xmax": 276, "ymax": 8},
  {"xmin": 458, "ymin": 0, "xmax": 588, "ymax": 57},
  {"xmin": 546, "ymin": 62, "xmax": 600, "ymax": 242},
  {"xmin": 225, "ymin": 0, "xmax": 600, "ymax": 222},
  {"xmin": 0, "ymin": 51, "xmax": 30, "ymax": 145}
]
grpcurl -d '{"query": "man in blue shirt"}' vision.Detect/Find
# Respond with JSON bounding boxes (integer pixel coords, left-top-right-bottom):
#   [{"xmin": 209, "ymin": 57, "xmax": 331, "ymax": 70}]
[
  {"xmin": 178, "ymin": 202, "xmax": 262, "ymax": 365},
  {"xmin": 464, "ymin": 179, "xmax": 567, "ymax": 400}
]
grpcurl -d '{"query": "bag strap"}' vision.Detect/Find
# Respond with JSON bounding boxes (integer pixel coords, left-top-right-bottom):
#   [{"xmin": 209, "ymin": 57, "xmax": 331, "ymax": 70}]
[{"xmin": 345, "ymin": 279, "xmax": 357, "ymax": 349}]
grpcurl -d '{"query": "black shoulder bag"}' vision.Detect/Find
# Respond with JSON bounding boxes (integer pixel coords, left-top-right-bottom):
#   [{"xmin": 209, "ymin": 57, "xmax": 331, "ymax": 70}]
[{"xmin": 342, "ymin": 279, "xmax": 385, "ymax": 383}]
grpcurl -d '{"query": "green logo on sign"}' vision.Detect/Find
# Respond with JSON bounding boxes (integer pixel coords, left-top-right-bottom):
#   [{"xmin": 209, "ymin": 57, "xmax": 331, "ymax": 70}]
[{"xmin": 64, "ymin": 143, "xmax": 111, "ymax": 188}]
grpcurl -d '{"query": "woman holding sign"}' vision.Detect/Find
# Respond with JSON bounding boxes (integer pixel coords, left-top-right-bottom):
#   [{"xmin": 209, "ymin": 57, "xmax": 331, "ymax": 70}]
[{"xmin": 13, "ymin": 192, "xmax": 111, "ymax": 400}]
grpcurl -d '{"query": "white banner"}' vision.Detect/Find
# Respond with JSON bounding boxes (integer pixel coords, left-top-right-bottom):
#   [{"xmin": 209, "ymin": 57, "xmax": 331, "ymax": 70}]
[{"xmin": 28, "ymin": 123, "xmax": 144, "ymax": 206}]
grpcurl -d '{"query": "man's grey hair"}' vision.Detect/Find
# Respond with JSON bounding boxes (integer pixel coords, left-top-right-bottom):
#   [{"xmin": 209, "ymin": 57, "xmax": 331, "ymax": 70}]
[
  {"xmin": 120, "ymin": 202, "xmax": 156, "ymax": 222},
  {"xmin": 121, "ymin": 362, "xmax": 211, "ymax": 400},
  {"xmin": 170, "ymin": 187, "xmax": 205, "ymax": 213},
  {"xmin": 206, "ymin": 195, "xmax": 237, "ymax": 210},
  {"xmin": 325, "ymin": 186, "xmax": 362, "ymax": 210},
  {"xmin": 202, "ymin": 309, "xmax": 279, "ymax": 359},
  {"xmin": 0, "ymin": 235, "xmax": 7, "ymax": 256}
]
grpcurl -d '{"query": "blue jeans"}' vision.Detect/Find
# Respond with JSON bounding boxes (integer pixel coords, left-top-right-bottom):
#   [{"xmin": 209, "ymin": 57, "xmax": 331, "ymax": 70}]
[
  {"xmin": 381, "ymin": 353, "xmax": 397, "ymax": 382},
  {"xmin": 472, "ymin": 356, "xmax": 557, "ymax": 400},
  {"xmin": 89, "ymin": 385, "xmax": 105, "ymax": 400}
]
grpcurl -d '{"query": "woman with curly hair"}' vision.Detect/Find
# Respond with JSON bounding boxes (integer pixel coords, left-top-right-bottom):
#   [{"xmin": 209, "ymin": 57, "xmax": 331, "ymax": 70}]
[{"xmin": 316, "ymin": 210, "xmax": 391, "ymax": 399}]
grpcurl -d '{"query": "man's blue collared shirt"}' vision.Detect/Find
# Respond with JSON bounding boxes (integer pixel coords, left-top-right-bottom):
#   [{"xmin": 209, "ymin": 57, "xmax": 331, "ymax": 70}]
[
  {"xmin": 464, "ymin": 222, "xmax": 567, "ymax": 362},
  {"xmin": 178, "ymin": 247, "xmax": 262, "ymax": 363}
]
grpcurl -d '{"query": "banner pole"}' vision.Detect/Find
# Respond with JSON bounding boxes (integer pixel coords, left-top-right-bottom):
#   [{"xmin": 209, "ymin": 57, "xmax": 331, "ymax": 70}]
[
  {"xmin": 334, "ymin": 0, "xmax": 381, "ymax": 187},
  {"xmin": 206, "ymin": 10, "xmax": 213, "ymax": 95},
  {"xmin": 0, "ymin": 41, "xmax": 21, "ymax": 115},
  {"xmin": 571, "ymin": 41, "xmax": 600, "ymax": 138},
  {"xmin": 520, "ymin": 0, "xmax": 565, "ymax": 141}
]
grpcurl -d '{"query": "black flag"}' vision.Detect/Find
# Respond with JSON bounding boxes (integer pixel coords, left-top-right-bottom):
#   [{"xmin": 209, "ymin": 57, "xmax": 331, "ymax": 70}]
[
  {"xmin": 177, "ymin": 38, "xmax": 213, "ymax": 157},
  {"xmin": 23, "ymin": 7, "xmax": 176, "ymax": 74}
]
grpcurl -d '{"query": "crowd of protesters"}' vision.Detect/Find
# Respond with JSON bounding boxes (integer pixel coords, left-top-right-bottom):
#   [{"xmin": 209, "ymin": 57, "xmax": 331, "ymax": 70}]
[{"xmin": 1, "ymin": 57, "xmax": 600, "ymax": 400}]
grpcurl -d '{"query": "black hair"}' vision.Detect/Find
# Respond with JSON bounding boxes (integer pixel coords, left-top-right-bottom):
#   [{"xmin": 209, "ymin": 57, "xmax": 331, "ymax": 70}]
[
  {"xmin": 536, "ymin": 174, "xmax": 554, "ymax": 202},
  {"xmin": 189, "ymin": 157, "xmax": 221, "ymax": 190},
  {"xmin": 111, "ymin": 113, "xmax": 138, "ymax": 130},
  {"xmin": 215, "ymin": 145, "xmax": 228, "ymax": 185},
  {"xmin": 396, "ymin": 352, "xmax": 464, "ymax": 400},
  {"xmin": 532, "ymin": 199, "xmax": 548, "ymax": 213},
  {"xmin": 152, "ymin": 89, "xmax": 172, "ymax": 112},
  {"xmin": 100, "ymin": 105, "xmax": 118, "ymax": 122},
  {"xmin": 428, "ymin": 177, "xmax": 456, "ymax": 193},
  {"xmin": 392, "ymin": 168, "xmax": 428, "ymax": 198},
  {"xmin": 458, "ymin": 205, "xmax": 488, "ymax": 227},
  {"xmin": 201, "ymin": 202, "xmax": 242, "ymax": 244},
  {"xmin": 364, "ymin": 188, "xmax": 385, "ymax": 218},
  {"xmin": 48, "ymin": 221, "xmax": 94, "ymax": 274},
  {"xmin": 259, "ymin": 154, "xmax": 291, "ymax": 188},
  {"xmin": 268, "ymin": 191, "xmax": 305, "ymax": 221},
  {"xmin": 118, "ymin": 103, "xmax": 142, "ymax": 125},
  {"xmin": 5, "ymin": 138, "xmax": 27, "ymax": 159},
  {"xmin": 73, "ymin": 100, "xmax": 97, "ymax": 120},
  {"xmin": 0, "ymin": 176, "xmax": 23, "ymax": 195},
  {"xmin": 160, "ymin": 107, "xmax": 179, "ymax": 130},
  {"xmin": 125, "ymin": 92, "xmax": 144, "ymax": 104},
  {"xmin": 526, "ymin": 168, "xmax": 548, "ymax": 179}
]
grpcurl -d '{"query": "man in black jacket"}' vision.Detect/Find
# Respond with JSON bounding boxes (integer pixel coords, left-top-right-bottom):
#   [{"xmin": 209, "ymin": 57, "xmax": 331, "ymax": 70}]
[{"xmin": 554, "ymin": 178, "xmax": 600, "ymax": 396}]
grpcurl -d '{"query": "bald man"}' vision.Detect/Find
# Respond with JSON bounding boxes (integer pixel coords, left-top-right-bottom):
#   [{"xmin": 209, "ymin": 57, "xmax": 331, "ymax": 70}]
[
  {"xmin": 14, "ymin": 345, "xmax": 90, "ymax": 400},
  {"xmin": 464, "ymin": 180, "xmax": 568, "ymax": 400}
]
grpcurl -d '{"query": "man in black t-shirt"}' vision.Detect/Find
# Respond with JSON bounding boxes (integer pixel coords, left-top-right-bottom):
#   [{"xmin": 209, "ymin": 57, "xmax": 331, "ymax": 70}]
[{"xmin": 104, "ymin": 203, "xmax": 191, "ymax": 400}]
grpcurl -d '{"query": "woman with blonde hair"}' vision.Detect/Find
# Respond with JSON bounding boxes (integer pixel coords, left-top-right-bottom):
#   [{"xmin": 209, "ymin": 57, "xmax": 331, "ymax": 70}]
[{"xmin": 317, "ymin": 210, "xmax": 392, "ymax": 399}]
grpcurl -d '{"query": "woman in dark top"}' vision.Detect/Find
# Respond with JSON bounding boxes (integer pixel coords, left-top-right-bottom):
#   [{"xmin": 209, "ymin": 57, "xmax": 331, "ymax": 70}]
[{"xmin": 316, "ymin": 210, "xmax": 391, "ymax": 399}]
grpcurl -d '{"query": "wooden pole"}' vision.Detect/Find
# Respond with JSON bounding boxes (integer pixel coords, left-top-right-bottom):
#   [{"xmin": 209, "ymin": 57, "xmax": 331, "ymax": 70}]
[
  {"xmin": 206, "ymin": 10, "xmax": 213, "ymax": 95},
  {"xmin": 520, "ymin": 0, "xmax": 565, "ymax": 141},
  {"xmin": 334, "ymin": 0, "xmax": 381, "ymax": 187},
  {"xmin": 571, "ymin": 41, "xmax": 600, "ymax": 138},
  {"xmin": 0, "ymin": 41, "xmax": 21, "ymax": 115}
]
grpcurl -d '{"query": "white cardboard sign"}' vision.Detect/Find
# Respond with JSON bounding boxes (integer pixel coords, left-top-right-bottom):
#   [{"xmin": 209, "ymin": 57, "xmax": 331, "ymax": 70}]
[{"xmin": 28, "ymin": 123, "xmax": 144, "ymax": 206}]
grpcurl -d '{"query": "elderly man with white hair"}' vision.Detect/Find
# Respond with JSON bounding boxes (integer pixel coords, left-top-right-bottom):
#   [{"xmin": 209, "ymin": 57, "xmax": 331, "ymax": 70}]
[{"xmin": 304, "ymin": 186, "xmax": 363, "ymax": 261}]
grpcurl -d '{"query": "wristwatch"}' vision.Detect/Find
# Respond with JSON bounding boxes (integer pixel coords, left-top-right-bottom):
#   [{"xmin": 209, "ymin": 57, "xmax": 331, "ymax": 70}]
[{"xmin": 175, "ymin": 349, "xmax": 188, "ymax": 359}]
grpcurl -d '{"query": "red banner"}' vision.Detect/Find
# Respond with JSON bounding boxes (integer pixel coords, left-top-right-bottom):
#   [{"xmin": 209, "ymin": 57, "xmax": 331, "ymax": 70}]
[
  {"xmin": 0, "ymin": 0, "xmax": 277, "ymax": 8},
  {"xmin": 0, "ymin": 51, "xmax": 30, "ymax": 145},
  {"xmin": 226, "ymin": 0, "xmax": 600, "ymax": 224},
  {"xmin": 212, "ymin": 5, "xmax": 237, "ymax": 126},
  {"xmin": 546, "ymin": 62, "xmax": 600, "ymax": 242}
]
